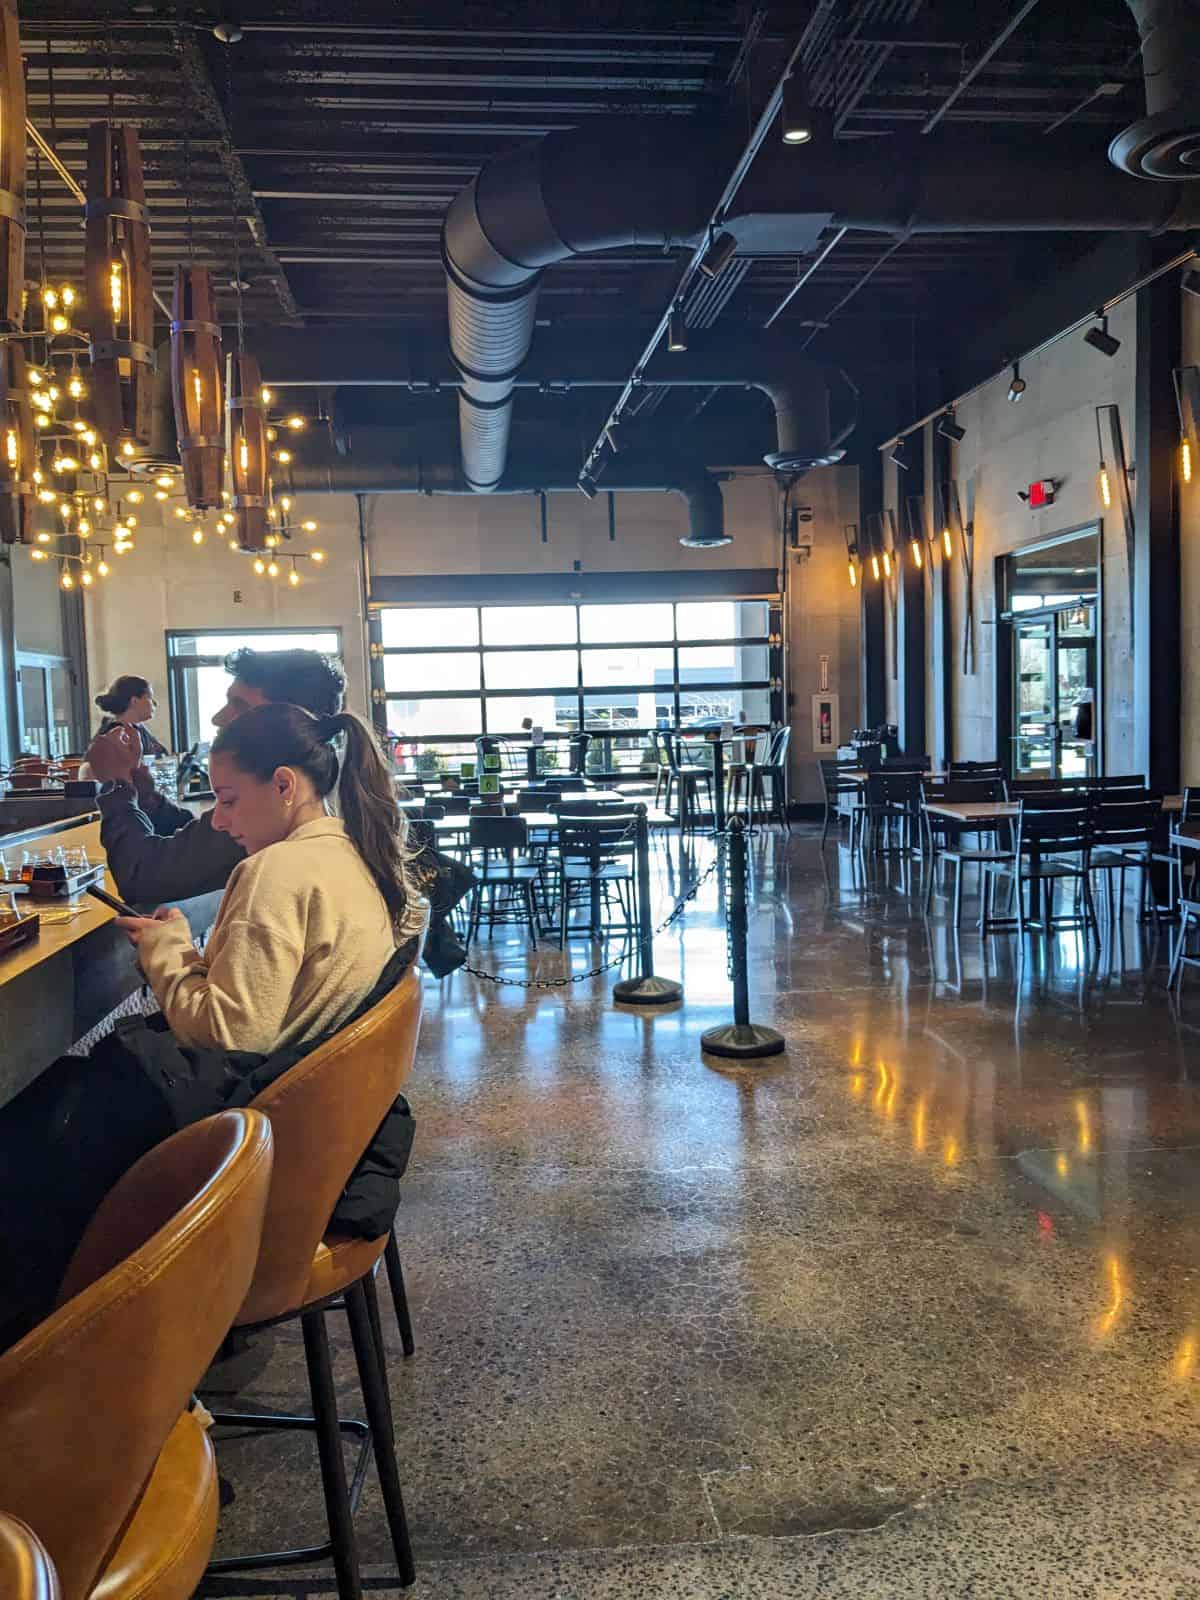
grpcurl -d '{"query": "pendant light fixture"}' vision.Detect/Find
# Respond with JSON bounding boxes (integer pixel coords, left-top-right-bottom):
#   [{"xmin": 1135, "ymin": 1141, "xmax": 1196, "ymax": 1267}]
[
  {"xmin": 0, "ymin": 343, "xmax": 34, "ymax": 544},
  {"xmin": 0, "ymin": 0, "xmax": 25, "ymax": 334},
  {"xmin": 170, "ymin": 265, "xmax": 224, "ymax": 508},
  {"xmin": 84, "ymin": 122, "xmax": 154, "ymax": 451},
  {"xmin": 227, "ymin": 352, "xmax": 268, "ymax": 550}
]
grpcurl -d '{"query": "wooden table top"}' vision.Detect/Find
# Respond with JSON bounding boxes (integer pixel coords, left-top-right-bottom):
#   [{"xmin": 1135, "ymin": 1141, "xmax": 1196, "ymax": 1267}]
[{"xmin": 0, "ymin": 817, "xmax": 118, "ymax": 987}]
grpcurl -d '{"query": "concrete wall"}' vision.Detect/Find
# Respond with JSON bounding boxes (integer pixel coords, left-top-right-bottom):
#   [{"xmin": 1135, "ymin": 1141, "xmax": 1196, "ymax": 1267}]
[
  {"xmin": 84, "ymin": 467, "xmax": 862, "ymax": 804},
  {"xmin": 888, "ymin": 296, "xmax": 1137, "ymax": 770}
]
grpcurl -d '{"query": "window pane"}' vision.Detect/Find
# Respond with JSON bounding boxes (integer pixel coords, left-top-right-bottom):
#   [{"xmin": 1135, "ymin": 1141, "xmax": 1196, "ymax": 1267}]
[
  {"xmin": 392, "ymin": 740, "xmax": 479, "ymax": 780},
  {"xmin": 484, "ymin": 694, "xmax": 578, "ymax": 733},
  {"xmin": 482, "ymin": 605, "xmax": 576, "ymax": 646},
  {"xmin": 678, "ymin": 686, "xmax": 771, "ymax": 727},
  {"xmin": 384, "ymin": 696, "xmax": 482, "ymax": 738},
  {"xmin": 676, "ymin": 600, "xmax": 768, "ymax": 640},
  {"xmin": 17, "ymin": 666, "xmax": 48, "ymax": 757},
  {"xmin": 380, "ymin": 608, "xmax": 478, "ymax": 648},
  {"xmin": 581, "ymin": 646, "xmax": 673, "ymax": 687},
  {"xmin": 582, "ymin": 692, "xmax": 649, "ymax": 732},
  {"xmin": 384, "ymin": 652, "xmax": 479, "ymax": 694},
  {"xmin": 484, "ymin": 649, "xmax": 577, "ymax": 690},
  {"xmin": 579, "ymin": 603, "xmax": 673, "ymax": 643},
  {"xmin": 49, "ymin": 666, "xmax": 74, "ymax": 757},
  {"xmin": 170, "ymin": 630, "xmax": 341, "ymax": 658},
  {"xmin": 677, "ymin": 642, "xmax": 769, "ymax": 681}
]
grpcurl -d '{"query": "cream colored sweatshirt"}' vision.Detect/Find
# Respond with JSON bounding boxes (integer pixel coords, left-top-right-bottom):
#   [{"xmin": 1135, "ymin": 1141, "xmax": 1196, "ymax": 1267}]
[{"xmin": 136, "ymin": 816, "xmax": 408, "ymax": 1055}]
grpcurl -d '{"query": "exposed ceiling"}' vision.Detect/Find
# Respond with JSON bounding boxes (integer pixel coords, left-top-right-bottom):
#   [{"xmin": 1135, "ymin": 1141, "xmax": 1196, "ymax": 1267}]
[{"xmin": 14, "ymin": 0, "xmax": 1153, "ymax": 459}]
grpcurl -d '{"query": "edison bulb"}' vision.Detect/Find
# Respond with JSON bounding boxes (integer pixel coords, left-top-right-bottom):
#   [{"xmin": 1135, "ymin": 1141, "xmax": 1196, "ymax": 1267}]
[
  {"xmin": 60, "ymin": 569, "xmax": 74, "ymax": 589},
  {"xmin": 50, "ymin": 313, "xmax": 69, "ymax": 334},
  {"xmin": 30, "ymin": 547, "xmax": 46, "ymax": 561},
  {"xmin": 260, "ymin": 386, "xmax": 273, "ymax": 404},
  {"xmin": 120, "ymin": 440, "xmax": 135, "ymax": 458},
  {"xmin": 35, "ymin": 530, "xmax": 50, "ymax": 544},
  {"xmin": 253, "ymin": 557, "xmax": 266, "ymax": 575},
  {"xmin": 301, "ymin": 519, "xmax": 318, "ymax": 532},
  {"xmin": 154, "ymin": 490, "xmax": 168, "ymax": 502},
  {"xmin": 275, "ymin": 449, "xmax": 292, "ymax": 465},
  {"xmin": 97, "ymin": 559, "xmax": 110, "ymax": 577},
  {"xmin": 191, "ymin": 527, "xmax": 204, "ymax": 545},
  {"xmin": 286, "ymin": 415, "xmax": 306, "ymax": 431},
  {"xmin": 310, "ymin": 549, "xmax": 325, "ymax": 563},
  {"xmin": 266, "ymin": 560, "xmax": 279, "ymax": 577},
  {"xmin": 288, "ymin": 567, "xmax": 300, "ymax": 586},
  {"xmin": 80, "ymin": 569, "xmax": 94, "ymax": 587}
]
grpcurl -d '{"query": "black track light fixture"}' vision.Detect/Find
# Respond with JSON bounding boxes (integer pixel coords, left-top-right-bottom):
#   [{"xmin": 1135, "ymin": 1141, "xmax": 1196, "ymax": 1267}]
[
  {"xmin": 781, "ymin": 70, "xmax": 814, "ymax": 145},
  {"xmin": 698, "ymin": 230, "xmax": 738, "ymax": 280},
  {"xmin": 936, "ymin": 410, "xmax": 966, "ymax": 442},
  {"xmin": 667, "ymin": 308, "xmax": 688, "ymax": 353},
  {"xmin": 1007, "ymin": 363, "xmax": 1027, "ymax": 404},
  {"xmin": 1083, "ymin": 314, "xmax": 1121, "ymax": 358},
  {"xmin": 889, "ymin": 439, "xmax": 909, "ymax": 470}
]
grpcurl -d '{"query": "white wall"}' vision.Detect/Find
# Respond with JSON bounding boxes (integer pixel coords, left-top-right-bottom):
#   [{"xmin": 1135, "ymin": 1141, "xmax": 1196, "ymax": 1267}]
[
  {"xmin": 941, "ymin": 296, "xmax": 1137, "ymax": 769},
  {"xmin": 84, "ymin": 501, "xmax": 366, "ymax": 749},
  {"xmin": 83, "ymin": 468, "xmax": 861, "ymax": 803}
]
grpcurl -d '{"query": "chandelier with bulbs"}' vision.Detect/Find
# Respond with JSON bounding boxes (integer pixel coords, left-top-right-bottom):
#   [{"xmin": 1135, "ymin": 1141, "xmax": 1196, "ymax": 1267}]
[{"xmin": 0, "ymin": 11, "xmax": 327, "ymax": 597}]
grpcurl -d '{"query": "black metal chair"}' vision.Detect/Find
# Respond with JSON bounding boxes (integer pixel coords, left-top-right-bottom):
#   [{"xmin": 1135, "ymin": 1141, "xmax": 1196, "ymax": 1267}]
[
  {"xmin": 556, "ymin": 810, "xmax": 638, "ymax": 942},
  {"xmin": 1086, "ymin": 793, "xmax": 1161, "ymax": 927},
  {"xmin": 863, "ymin": 769, "xmax": 923, "ymax": 853},
  {"xmin": 819, "ymin": 757, "xmax": 864, "ymax": 847},
  {"xmin": 948, "ymin": 760, "xmax": 1004, "ymax": 781},
  {"xmin": 749, "ymin": 726, "xmax": 791, "ymax": 832},
  {"xmin": 923, "ymin": 779, "xmax": 1013, "ymax": 926},
  {"xmin": 983, "ymin": 794, "xmax": 1098, "ymax": 939},
  {"xmin": 465, "ymin": 815, "xmax": 540, "ymax": 946}
]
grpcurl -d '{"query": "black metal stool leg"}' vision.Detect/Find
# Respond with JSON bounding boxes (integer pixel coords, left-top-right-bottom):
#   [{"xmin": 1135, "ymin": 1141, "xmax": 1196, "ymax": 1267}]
[
  {"xmin": 346, "ymin": 1281, "xmax": 416, "ymax": 1589},
  {"xmin": 384, "ymin": 1228, "xmax": 415, "ymax": 1357},
  {"xmin": 303, "ymin": 1307, "xmax": 365, "ymax": 1600}
]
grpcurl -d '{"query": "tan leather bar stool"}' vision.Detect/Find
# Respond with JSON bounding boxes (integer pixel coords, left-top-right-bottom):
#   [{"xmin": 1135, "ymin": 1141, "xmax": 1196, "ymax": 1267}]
[
  {"xmin": 0, "ymin": 1514, "xmax": 60, "ymax": 1600},
  {"xmin": 0, "ymin": 1111, "xmax": 274, "ymax": 1600},
  {"xmin": 208, "ymin": 966, "xmax": 424, "ymax": 1599}
]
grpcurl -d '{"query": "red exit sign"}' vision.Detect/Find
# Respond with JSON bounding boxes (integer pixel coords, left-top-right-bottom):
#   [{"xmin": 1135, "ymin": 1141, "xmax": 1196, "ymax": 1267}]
[{"xmin": 1028, "ymin": 479, "xmax": 1056, "ymax": 508}]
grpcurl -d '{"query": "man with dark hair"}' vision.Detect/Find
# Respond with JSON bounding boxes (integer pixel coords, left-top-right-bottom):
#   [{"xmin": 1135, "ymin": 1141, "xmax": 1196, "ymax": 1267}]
[
  {"xmin": 213, "ymin": 647, "xmax": 346, "ymax": 727},
  {"xmin": 87, "ymin": 647, "xmax": 349, "ymax": 904}
]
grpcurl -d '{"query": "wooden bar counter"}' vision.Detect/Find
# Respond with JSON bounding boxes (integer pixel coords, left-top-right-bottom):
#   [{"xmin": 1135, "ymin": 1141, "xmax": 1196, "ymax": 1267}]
[{"xmin": 0, "ymin": 814, "xmax": 220, "ymax": 1108}]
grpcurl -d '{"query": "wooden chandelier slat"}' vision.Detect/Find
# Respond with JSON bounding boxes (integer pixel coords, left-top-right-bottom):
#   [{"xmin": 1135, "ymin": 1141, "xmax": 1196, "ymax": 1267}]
[
  {"xmin": 85, "ymin": 122, "xmax": 154, "ymax": 447},
  {"xmin": 0, "ymin": 0, "xmax": 24, "ymax": 333},
  {"xmin": 0, "ymin": 342, "xmax": 33, "ymax": 544},
  {"xmin": 227, "ymin": 350, "xmax": 267, "ymax": 549},
  {"xmin": 171, "ymin": 264, "xmax": 224, "ymax": 508}
]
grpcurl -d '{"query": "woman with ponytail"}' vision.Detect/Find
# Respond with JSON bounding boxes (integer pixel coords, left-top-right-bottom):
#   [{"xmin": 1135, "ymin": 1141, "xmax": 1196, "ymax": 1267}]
[
  {"xmin": 0, "ymin": 704, "xmax": 425, "ymax": 1342},
  {"xmin": 94, "ymin": 674, "xmax": 168, "ymax": 757}
]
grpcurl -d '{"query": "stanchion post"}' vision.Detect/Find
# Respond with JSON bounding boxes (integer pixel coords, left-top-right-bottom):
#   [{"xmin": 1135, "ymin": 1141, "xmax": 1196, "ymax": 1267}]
[
  {"xmin": 701, "ymin": 817, "xmax": 785, "ymax": 1059},
  {"xmin": 613, "ymin": 805, "xmax": 683, "ymax": 1006},
  {"xmin": 526, "ymin": 743, "xmax": 539, "ymax": 783}
]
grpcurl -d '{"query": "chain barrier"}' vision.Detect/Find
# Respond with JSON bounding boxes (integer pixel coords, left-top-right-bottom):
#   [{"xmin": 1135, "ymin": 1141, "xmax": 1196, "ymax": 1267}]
[{"xmin": 461, "ymin": 819, "xmax": 733, "ymax": 991}]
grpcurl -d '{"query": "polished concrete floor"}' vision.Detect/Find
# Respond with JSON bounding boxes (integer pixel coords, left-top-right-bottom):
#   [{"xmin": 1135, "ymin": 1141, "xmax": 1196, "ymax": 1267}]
[{"xmin": 200, "ymin": 825, "xmax": 1200, "ymax": 1597}]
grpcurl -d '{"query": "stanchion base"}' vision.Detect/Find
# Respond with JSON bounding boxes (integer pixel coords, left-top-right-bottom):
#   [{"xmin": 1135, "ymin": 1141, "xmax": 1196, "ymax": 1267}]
[
  {"xmin": 701, "ymin": 1022, "xmax": 785, "ymax": 1059},
  {"xmin": 612, "ymin": 975, "xmax": 683, "ymax": 1006}
]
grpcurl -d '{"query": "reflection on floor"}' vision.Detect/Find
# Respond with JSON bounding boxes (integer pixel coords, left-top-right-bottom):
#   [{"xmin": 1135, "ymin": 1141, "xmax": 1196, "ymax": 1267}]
[{"xmin": 200, "ymin": 827, "xmax": 1200, "ymax": 1598}]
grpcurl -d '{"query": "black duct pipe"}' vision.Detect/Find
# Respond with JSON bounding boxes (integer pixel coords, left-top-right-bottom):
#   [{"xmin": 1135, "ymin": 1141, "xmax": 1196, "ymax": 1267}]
[
  {"xmin": 250, "ymin": 328, "xmax": 851, "ymax": 473},
  {"xmin": 443, "ymin": 119, "xmax": 731, "ymax": 494},
  {"xmin": 289, "ymin": 428, "xmax": 730, "ymax": 547},
  {"xmin": 444, "ymin": 113, "xmax": 1200, "ymax": 491},
  {"xmin": 1111, "ymin": 0, "xmax": 1200, "ymax": 180}
]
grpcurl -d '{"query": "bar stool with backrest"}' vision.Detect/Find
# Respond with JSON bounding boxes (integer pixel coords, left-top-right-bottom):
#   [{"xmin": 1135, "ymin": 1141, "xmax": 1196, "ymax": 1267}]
[
  {"xmin": 0, "ymin": 1513, "xmax": 58, "ymax": 1600},
  {"xmin": 0, "ymin": 1110, "xmax": 274, "ymax": 1600},
  {"xmin": 208, "ymin": 967, "xmax": 423, "ymax": 1598},
  {"xmin": 664, "ymin": 732, "xmax": 714, "ymax": 830},
  {"xmin": 819, "ymin": 757, "xmax": 864, "ymax": 847},
  {"xmin": 751, "ymin": 725, "xmax": 791, "ymax": 832},
  {"xmin": 729, "ymin": 733, "xmax": 773, "ymax": 830}
]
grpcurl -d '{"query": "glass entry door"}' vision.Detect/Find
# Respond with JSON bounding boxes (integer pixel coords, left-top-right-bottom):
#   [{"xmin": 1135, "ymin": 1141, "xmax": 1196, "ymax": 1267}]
[{"xmin": 1011, "ymin": 612, "xmax": 1097, "ymax": 779}]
